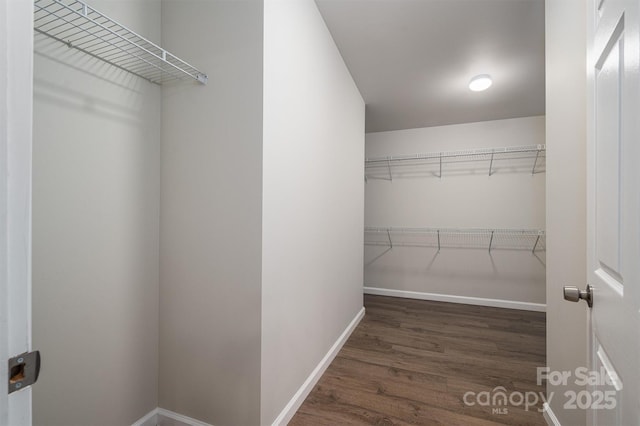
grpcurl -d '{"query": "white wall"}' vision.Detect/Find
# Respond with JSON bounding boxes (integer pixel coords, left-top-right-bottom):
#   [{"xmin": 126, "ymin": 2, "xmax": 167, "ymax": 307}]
[
  {"xmin": 159, "ymin": 1, "xmax": 264, "ymax": 425},
  {"xmin": 545, "ymin": 0, "xmax": 587, "ymax": 424},
  {"xmin": 32, "ymin": 1, "xmax": 161, "ymax": 425},
  {"xmin": 365, "ymin": 117, "xmax": 546, "ymax": 307},
  {"xmin": 261, "ymin": 0, "xmax": 365, "ymax": 423},
  {"xmin": 32, "ymin": 1, "xmax": 364, "ymax": 424}
]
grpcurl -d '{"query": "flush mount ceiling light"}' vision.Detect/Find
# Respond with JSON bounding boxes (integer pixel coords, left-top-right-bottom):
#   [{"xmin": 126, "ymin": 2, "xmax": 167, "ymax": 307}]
[{"xmin": 468, "ymin": 74, "xmax": 492, "ymax": 92}]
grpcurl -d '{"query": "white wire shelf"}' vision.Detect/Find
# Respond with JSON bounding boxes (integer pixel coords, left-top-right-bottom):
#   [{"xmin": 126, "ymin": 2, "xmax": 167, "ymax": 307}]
[
  {"xmin": 34, "ymin": 0, "xmax": 208, "ymax": 85},
  {"xmin": 364, "ymin": 227, "xmax": 546, "ymax": 253},
  {"xmin": 365, "ymin": 144, "xmax": 545, "ymax": 181}
]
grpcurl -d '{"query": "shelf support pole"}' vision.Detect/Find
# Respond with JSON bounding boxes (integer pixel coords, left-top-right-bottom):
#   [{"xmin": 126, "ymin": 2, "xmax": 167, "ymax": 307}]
[
  {"xmin": 439, "ymin": 153, "xmax": 442, "ymax": 179},
  {"xmin": 437, "ymin": 230, "xmax": 441, "ymax": 253},
  {"xmin": 386, "ymin": 229, "xmax": 393, "ymax": 249},
  {"xmin": 387, "ymin": 158, "xmax": 393, "ymax": 182},
  {"xmin": 488, "ymin": 231, "xmax": 494, "ymax": 253},
  {"xmin": 532, "ymin": 234, "xmax": 541, "ymax": 253},
  {"xmin": 489, "ymin": 151, "xmax": 494, "ymax": 176},
  {"xmin": 532, "ymin": 149, "xmax": 541, "ymax": 175}
]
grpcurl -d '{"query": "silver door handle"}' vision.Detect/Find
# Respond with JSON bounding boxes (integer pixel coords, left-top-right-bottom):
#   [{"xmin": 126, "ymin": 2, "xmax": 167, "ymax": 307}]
[{"xmin": 563, "ymin": 284, "xmax": 593, "ymax": 308}]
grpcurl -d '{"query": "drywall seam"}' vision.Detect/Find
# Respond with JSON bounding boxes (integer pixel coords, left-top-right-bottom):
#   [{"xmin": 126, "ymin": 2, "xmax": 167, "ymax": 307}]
[
  {"xmin": 271, "ymin": 307, "xmax": 366, "ymax": 425},
  {"xmin": 364, "ymin": 287, "xmax": 546, "ymax": 312}
]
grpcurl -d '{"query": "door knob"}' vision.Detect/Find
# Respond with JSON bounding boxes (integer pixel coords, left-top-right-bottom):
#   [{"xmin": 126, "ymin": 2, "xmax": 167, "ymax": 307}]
[{"xmin": 563, "ymin": 284, "xmax": 593, "ymax": 307}]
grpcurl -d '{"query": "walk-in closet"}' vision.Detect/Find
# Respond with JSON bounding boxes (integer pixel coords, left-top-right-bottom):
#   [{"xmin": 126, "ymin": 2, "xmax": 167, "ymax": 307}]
[
  {"xmin": 363, "ymin": 118, "xmax": 546, "ymax": 310},
  {"xmin": 2, "ymin": 0, "xmax": 609, "ymax": 424}
]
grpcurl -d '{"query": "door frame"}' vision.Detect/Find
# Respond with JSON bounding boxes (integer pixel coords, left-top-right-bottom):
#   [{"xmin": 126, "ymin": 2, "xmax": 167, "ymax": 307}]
[{"xmin": 0, "ymin": 0, "xmax": 34, "ymax": 424}]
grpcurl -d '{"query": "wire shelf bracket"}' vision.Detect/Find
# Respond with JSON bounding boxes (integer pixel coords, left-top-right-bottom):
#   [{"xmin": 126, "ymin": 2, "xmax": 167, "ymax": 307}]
[{"xmin": 34, "ymin": 0, "xmax": 208, "ymax": 85}]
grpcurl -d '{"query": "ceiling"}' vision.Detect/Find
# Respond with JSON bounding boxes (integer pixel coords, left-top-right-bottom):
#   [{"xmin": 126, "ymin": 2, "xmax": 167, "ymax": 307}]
[{"xmin": 315, "ymin": 0, "xmax": 545, "ymax": 133}]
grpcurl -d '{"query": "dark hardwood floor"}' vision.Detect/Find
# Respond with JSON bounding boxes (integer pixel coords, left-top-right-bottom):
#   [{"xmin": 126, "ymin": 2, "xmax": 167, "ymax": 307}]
[{"xmin": 290, "ymin": 295, "xmax": 546, "ymax": 425}]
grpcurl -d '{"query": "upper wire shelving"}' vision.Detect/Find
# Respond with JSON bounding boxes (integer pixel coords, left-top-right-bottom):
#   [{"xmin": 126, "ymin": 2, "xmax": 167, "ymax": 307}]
[
  {"xmin": 365, "ymin": 144, "xmax": 545, "ymax": 181},
  {"xmin": 34, "ymin": 0, "xmax": 208, "ymax": 85},
  {"xmin": 364, "ymin": 227, "xmax": 545, "ymax": 253}
]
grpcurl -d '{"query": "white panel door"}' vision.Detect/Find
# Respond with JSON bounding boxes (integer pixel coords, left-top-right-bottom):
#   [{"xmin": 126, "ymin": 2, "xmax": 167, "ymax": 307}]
[{"xmin": 585, "ymin": 0, "xmax": 640, "ymax": 423}]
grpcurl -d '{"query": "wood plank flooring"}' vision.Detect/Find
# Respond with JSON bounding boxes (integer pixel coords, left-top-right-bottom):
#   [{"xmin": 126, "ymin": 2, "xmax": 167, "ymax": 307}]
[{"xmin": 290, "ymin": 295, "xmax": 546, "ymax": 425}]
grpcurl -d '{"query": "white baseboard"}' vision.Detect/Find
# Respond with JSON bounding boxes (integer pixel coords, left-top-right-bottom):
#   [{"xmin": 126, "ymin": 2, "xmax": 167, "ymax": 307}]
[
  {"xmin": 157, "ymin": 408, "xmax": 213, "ymax": 426},
  {"xmin": 132, "ymin": 309, "xmax": 365, "ymax": 426},
  {"xmin": 542, "ymin": 402, "xmax": 561, "ymax": 426},
  {"xmin": 363, "ymin": 286, "xmax": 546, "ymax": 312},
  {"xmin": 132, "ymin": 408, "xmax": 214, "ymax": 426},
  {"xmin": 131, "ymin": 409, "xmax": 158, "ymax": 426},
  {"xmin": 271, "ymin": 307, "xmax": 366, "ymax": 426}
]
